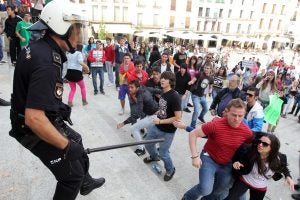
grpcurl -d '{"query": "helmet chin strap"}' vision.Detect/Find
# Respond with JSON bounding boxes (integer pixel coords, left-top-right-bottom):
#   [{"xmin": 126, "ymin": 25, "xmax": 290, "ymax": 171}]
[{"xmin": 65, "ymin": 38, "xmax": 76, "ymax": 54}]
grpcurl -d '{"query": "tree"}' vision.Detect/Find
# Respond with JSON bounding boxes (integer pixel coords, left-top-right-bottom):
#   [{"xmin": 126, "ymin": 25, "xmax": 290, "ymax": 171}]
[{"xmin": 98, "ymin": 22, "xmax": 108, "ymax": 40}]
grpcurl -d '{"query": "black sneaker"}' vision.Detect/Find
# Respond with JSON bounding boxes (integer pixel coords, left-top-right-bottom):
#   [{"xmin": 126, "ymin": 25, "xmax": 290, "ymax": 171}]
[
  {"xmin": 198, "ymin": 117, "xmax": 206, "ymax": 123},
  {"xmin": 183, "ymin": 108, "xmax": 191, "ymax": 113},
  {"xmin": 143, "ymin": 156, "xmax": 160, "ymax": 163},
  {"xmin": 295, "ymin": 184, "xmax": 300, "ymax": 190},
  {"xmin": 0, "ymin": 98, "xmax": 11, "ymax": 106},
  {"xmin": 100, "ymin": 91, "xmax": 105, "ymax": 95},
  {"xmin": 164, "ymin": 168, "xmax": 175, "ymax": 181},
  {"xmin": 134, "ymin": 148, "xmax": 146, "ymax": 156},
  {"xmin": 187, "ymin": 103, "xmax": 193, "ymax": 107},
  {"xmin": 292, "ymin": 194, "xmax": 300, "ymax": 200},
  {"xmin": 94, "ymin": 91, "xmax": 98, "ymax": 95},
  {"xmin": 80, "ymin": 176, "xmax": 105, "ymax": 195}
]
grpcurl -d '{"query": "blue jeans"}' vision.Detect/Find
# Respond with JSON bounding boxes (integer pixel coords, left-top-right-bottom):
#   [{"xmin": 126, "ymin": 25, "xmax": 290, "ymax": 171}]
[
  {"xmin": 190, "ymin": 95, "xmax": 208, "ymax": 128},
  {"xmin": 212, "ymin": 87, "xmax": 221, "ymax": 100},
  {"xmin": 183, "ymin": 151, "xmax": 233, "ymax": 200},
  {"xmin": 91, "ymin": 67, "xmax": 104, "ymax": 92},
  {"xmin": 0, "ymin": 35, "xmax": 3, "ymax": 61},
  {"xmin": 145, "ymin": 125, "xmax": 175, "ymax": 173}
]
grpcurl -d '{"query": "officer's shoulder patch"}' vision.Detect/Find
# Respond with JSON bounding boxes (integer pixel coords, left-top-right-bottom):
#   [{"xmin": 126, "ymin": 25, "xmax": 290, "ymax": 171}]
[
  {"xmin": 54, "ymin": 83, "xmax": 64, "ymax": 99},
  {"xmin": 52, "ymin": 52, "xmax": 62, "ymax": 67}
]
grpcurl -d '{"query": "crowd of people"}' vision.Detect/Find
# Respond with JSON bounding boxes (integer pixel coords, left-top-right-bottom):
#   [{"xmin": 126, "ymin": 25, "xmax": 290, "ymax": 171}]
[
  {"xmin": 1, "ymin": 1, "xmax": 299, "ymax": 199},
  {"xmin": 60, "ymin": 33, "xmax": 300, "ymax": 199}
]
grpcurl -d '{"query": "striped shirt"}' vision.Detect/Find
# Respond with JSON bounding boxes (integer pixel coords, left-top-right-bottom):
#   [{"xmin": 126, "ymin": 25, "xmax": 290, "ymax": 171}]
[
  {"xmin": 91, "ymin": 50, "xmax": 104, "ymax": 67},
  {"xmin": 201, "ymin": 117, "xmax": 253, "ymax": 165}
]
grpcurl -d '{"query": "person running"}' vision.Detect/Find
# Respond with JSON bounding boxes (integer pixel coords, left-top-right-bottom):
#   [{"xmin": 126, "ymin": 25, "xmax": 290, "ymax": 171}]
[
  {"xmin": 143, "ymin": 71, "xmax": 182, "ymax": 182},
  {"xmin": 117, "ymin": 80, "xmax": 158, "ymax": 156}
]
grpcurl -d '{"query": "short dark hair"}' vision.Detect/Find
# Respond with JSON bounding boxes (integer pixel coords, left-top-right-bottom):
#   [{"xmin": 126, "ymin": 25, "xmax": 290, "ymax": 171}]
[
  {"xmin": 247, "ymin": 86, "xmax": 259, "ymax": 96},
  {"xmin": 106, "ymin": 37, "xmax": 111, "ymax": 41},
  {"xmin": 134, "ymin": 59, "xmax": 143, "ymax": 66},
  {"xmin": 123, "ymin": 52, "xmax": 131, "ymax": 58},
  {"xmin": 152, "ymin": 66, "xmax": 161, "ymax": 74},
  {"xmin": 6, "ymin": 5, "xmax": 16, "ymax": 12},
  {"xmin": 96, "ymin": 40, "xmax": 102, "ymax": 44},
  {"xmin": 161, "ymin": 71, "xmax": 176, "ymax": 89},
  {"xmin": 129, "ymin": 80, "xmax": 140, "ymax": 88},
  {"xmin": 76, "ymin": 44, "xmax": 83, "ymax": 52},
  {"xmin": 162, "ymin": 52, "xmax": 169, "ymax": 57}
]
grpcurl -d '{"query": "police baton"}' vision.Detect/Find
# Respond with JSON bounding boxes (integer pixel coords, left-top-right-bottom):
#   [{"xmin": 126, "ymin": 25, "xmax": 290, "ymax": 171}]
[{"xmin": 85, "ymin": 138, "xmax": 164, "ymax": 154}]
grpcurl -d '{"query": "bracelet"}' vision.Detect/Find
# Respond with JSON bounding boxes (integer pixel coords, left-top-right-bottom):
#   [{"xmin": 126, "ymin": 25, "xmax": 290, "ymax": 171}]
[{"xmin": 191, "ymin": 155, "xmax": 199, "ymax": 159}]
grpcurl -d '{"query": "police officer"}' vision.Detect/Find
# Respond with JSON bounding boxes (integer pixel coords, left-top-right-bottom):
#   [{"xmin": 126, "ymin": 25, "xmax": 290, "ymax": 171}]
[{"xmin": 9, "ymin": 1, "xmax": 105, "ymax": 199}]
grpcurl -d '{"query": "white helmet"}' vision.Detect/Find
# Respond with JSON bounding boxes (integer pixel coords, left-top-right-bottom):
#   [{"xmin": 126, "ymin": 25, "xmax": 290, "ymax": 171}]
[{"xmin": 28, "ymin": 0, "xmax": 87, "ymax": 37}]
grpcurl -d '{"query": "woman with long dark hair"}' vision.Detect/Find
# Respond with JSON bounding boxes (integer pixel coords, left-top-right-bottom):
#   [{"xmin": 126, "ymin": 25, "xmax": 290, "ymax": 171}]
[
  {"xmin": 149, "ymin": 45, "xmax": 161, "ymax": 68},
  {"xmin": 83, "ymin": 37, "xmax": 96, "ymax": 78},
  {"xmin": 226, "ymin": 133, "xmax": 294, "ymax": 200},
  {"xmin": 212, "ymin": 66, "xmax": 227, "ymax": 100}
]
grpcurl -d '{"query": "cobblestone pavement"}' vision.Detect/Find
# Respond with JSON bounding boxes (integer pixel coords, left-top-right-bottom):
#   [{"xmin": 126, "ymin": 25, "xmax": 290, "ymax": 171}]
[{"xmin": 0, "ymin": 60, "xmax": 299, "ymax": 200}]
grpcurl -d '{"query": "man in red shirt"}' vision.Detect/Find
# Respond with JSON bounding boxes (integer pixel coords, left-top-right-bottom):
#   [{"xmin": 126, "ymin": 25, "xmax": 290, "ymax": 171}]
[
  {"xmin": 105, "ymin": 38, "xmax": 115, "ymax": 87},
  {"xmin": 182, "ymin": 98, "xmax": 253, "ymax": 200}
]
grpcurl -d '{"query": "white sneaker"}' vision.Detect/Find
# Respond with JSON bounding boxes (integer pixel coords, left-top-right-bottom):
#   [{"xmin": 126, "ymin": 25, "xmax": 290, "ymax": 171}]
[
  {"xmin": 88, "ymin": 74, "xmax": 92, "ymax": 79},
  {"xmin": 107, "ymin": 83, "xmax": 113, "ymax": 87},
  {"xmin": 118, "ymin": 109, "xmax": 124, "ymax": 115},
  {"xmin": 0, "ymin": 60, "xmax": 7, "ymax": 63}
]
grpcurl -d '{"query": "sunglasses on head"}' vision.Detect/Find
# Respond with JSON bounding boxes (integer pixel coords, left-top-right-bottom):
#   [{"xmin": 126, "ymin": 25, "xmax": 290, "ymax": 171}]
[
  {"xmin": 246, "ymin": 93, "xmax": 254, "ymax": 97},
  {"xmin": 258, "ymin": 140, "xmax": 270, "ymax": 147}
]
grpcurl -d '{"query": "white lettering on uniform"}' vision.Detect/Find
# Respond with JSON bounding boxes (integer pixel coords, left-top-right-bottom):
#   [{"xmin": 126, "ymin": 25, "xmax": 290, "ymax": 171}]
[{"xmin": 50, "ymin": 157, "xmax": 62, "ymax": 165}]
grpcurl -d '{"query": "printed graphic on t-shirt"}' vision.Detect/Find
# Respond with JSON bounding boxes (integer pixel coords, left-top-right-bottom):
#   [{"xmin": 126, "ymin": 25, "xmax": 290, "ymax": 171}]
[
  {"xmin": 158, "ymin": 98, "xmax": 167, "ymax": 119},
  {"xmin": 179, "ymin": 54, "xmax": 187, "ymax": 60},
  {"xmin": 200, "ymin": 78, "xmax": 209, "ymax": 89}
]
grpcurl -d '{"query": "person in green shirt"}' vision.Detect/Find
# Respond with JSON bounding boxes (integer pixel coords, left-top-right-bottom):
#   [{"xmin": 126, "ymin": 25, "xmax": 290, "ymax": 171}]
[{"xmin": 15, "ymin": 12, "xmax": 32, "ymax": 48}]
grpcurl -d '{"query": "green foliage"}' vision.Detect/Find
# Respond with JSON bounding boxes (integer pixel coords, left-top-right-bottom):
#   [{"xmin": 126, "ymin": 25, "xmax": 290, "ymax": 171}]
[{"xmin": 98, "ymin": 22, "xmax": 108, "ymax": 40}]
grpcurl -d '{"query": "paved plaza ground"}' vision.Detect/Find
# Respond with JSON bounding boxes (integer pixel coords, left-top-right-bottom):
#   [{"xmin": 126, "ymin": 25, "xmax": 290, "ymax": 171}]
[{"xmin": 0, "ymin": 54, "xmax": 299, "ymax": 200}]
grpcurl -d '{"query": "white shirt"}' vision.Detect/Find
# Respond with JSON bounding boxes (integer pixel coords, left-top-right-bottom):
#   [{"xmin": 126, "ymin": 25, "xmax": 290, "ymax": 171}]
[
  {"xmin": 66, "ymin": 51, "xmax": 84, "ymax": 71},
  {"xmin": 161, "ymin": 63, "xmax": 167, "ymax": 73}
]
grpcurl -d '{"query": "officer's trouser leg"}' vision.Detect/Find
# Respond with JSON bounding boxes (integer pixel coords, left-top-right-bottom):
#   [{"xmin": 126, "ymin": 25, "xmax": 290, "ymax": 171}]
[{"xmin": 31, "ymin": 141, "xmax": 85, "ymax": 200}]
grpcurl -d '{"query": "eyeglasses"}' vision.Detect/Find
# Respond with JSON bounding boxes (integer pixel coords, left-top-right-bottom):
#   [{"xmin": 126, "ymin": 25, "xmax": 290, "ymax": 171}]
[
  {"xmin": 246, "ymin": 93, "xmax": 254, "ymax": 97},
  {"xmin": 258, "ymin": 140, "xmax": 270, "ymax": 147}
]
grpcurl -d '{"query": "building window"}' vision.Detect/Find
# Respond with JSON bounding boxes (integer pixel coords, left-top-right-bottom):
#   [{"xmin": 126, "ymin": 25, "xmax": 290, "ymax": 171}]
[
  {"xmin": 137, "ymin": 13, "xmax": 143, "ymax": 25},
  {"xmin": 171, "ymin": 0, "xmax": 176, "ymax": 11},
  {"xmin": 153, "ymin": 0, "xmax": 161, "ymax": 8},
  {"xmin": 281, "ymin": 5, "xmax": 285, "ymax": 15},
  {"xmin": 185, "ymin": 17, "xmax": 190, "ymax": 29},
  {"xmin": 206, "ymin": 8, "xmax": 210, "ymax": 17},
  {"xmin": 114, "ymin": 0, "xmax": 120, "ymax": 2},
  {"xmin": 219, "ymin": 9, "xmax": 223, "ymax": 18},
  {"xmin": 250, "ymin": 11, "xmax": 254, "ymax": 19},
  {"xmin": 204, "ymin": 20, "xmax": 208, "ymax": 31},
  {"xmin": 92, "ymin": 5, "xmax": 99, "ymax": 21},
  {"xmin": 262, "ymin": 3, "xmax": 267, "ymax": 13},
  {"xmin": 79, "ymin": 0, "xmax": 85, "ymax": 3},
  {"xmin": 198, "ymin": 7, "xmax": 203, "ymax": 17},
  {"xmin": 237, "ymin": 24, "xmax": 241, "ymax": 33},
  {"xmin": 101, "ymin": 6, "xmax": 107, "ymax": 21},
  {"xmin": 153, "ymin": 14, "xmax": 159, "ymax": 26},
  {"xmin": 277, "ymin": 20, "xmax": 282, "ymax": 29},
  {"xmin": 114, "ymin": 6, "xmax": 121, "ymax": 21},
  {"xmin": 212, "ymin": 21, "xmax": 216, "ymax": 31},
  {"xmin": 268, "ymin": 19, "xmax": 273, "ymax": 29},
  {"xmin": 259, "ymin": 18, "xmax": 264, "ymax": 29},
  {"xmin": 230, "ymin": 0, "xmax": 233, "ymax": 4},
  {"xmin": 123, "ymin": 7, "xmax": 128, "ymax": 22},
  {"xmin": 123, "ymin": 0, "xmax": 128, "ymax": 3},
  {"xmin": 228, "ymin": 9, "xmax": 232, "ymax": 18},
  {"xmin": 252, "ymin": 0, "xmax": 255, "ymax": 6},
  {"xmin": 197, "ymin": 21, "xmax": 201, "ymax": 31},
  {"xmin": 272, "ymin": 4, "xmax": 276, "ymax": 14},
  {"xmin": 242, "ymin": 0, "xmax": 245, "ymax": 5},
  {"xmin": 226, "ymin": 23, "xmax": 230, "ymax": 33},
  {"xmin": 186, "ymin": 0, "xmax": 192, "ymax": 12},
  {"xmin": 247, "ymin": 24, "xmax": 251, "ymax": 33},
  {"xmin": 169, "ymin": 16, "xmax": 175, "ymax": 27},
  {"xmin": 217, "ymin": 22, "xmax": 221, "ymax": 32},
  {"xmin": 240, "ymin": 10, "xmax": 243, "ymax": 18},
  {"xmin": 292, "ymin": 11, "xmax": 297, "ymax": 21}
]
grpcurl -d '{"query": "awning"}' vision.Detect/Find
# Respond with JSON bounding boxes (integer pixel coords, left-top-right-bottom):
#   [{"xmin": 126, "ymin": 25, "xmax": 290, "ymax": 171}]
[
  {"xmin": 134, "ymin": 31, "xmax": 166, "ymax": 38},
  {"xmin": 104, "ymin": 24, "xmax": 134, "ymax": 34},
  {"xmin": 165, "ymin": 31, "xmax": 216, "ymax": 40}
]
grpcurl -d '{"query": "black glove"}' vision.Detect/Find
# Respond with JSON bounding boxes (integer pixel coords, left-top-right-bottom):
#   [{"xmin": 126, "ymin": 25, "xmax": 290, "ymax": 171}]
[{"xmin": 64, "ymin": 140, "xmax": 85, "ymax": 161}]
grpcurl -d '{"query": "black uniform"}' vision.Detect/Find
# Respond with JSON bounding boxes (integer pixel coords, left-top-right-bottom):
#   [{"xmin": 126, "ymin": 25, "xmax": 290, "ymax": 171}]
[{"xmin": 10, "ymin": 35, "xmax": 89, "ymax": 200}]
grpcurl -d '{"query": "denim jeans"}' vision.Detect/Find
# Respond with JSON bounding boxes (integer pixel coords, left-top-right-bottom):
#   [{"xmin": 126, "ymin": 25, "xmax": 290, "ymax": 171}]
[
  {"xmin": 91, "ymin": 67, "xmax": 104, "ymax": 92},
  {"xmin": 105, "ymin": 61, "xmax": 114, "ymax": 84},
  {"xmin": 130, "ymin": 115, "xmax": 155, "ymax": 150},
  {"xmin": 145, "ymin": 125, "xmax": 175, "ymax": 173},
  {"xmin": 190, "ymin": 95, "xmax": 208, "ymax": 128},
  {"xmin": 183, "ymin": 151, "xmax": 233, "ymax": 200},
  {"xmin": 0, "ymin": 35, "xmax": 3, "ymax": 61},
  {"xmin": 181, "ymin": 92, "xmax": 190, "ymax": 110},
  {"xmin": 212, "ymin": 87, "xmax": 221, "ymax": 100},
  {"xmin": 115, "ymin": 63, "xmax": 120, "ymax": 87}
]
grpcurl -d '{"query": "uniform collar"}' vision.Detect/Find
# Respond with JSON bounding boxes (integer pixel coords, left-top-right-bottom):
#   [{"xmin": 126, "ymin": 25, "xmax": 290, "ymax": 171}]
[{"xmin": 44, "ymin": 34, "xmax": 67, "ymax": 63}]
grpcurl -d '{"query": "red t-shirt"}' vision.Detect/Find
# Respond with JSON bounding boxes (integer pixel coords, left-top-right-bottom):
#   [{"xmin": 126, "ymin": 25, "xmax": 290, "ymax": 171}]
[{"xmin": 201, "ymin": 118, "xmax": 253, "ymax": 165}]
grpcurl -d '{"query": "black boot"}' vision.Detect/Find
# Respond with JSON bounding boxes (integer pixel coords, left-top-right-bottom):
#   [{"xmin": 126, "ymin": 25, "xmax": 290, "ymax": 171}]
[
  {"xmin": 295, "ymin": 107, "xmax": 300, "ymax": 116},
  {"xmin": 80, "ymin": 173, "xmax": 105, "ymax": 196},
  {"xmin": 0, "ymin": 98, "xmax": 10, "ymax": 106},
  {"xmin": 288, "ymin": 105, "xmax": 296, "ymax": 114}
]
